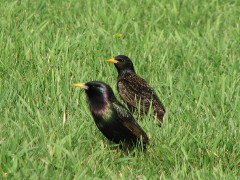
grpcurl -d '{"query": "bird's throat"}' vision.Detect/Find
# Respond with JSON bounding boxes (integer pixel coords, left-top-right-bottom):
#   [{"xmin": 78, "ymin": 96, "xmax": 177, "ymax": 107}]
[
  {"xmin": 118, "ymin": 69, "xmax": 135, "ymax": 78},
  {"xmin": 90, "ymin": 102, "xmax": 108, "ymax": 115},
  {"xmin": 87, "ymin": 89, "xmax": 114, "ymax": 121}
]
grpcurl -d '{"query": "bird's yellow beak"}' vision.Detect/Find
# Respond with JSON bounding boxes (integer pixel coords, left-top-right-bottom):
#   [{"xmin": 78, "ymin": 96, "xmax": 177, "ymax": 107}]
[
  {"xmin": 73, "ymin": 83, "xmax": 88, "ymax": 89},
  {"xmin": 106, "ymin": 58, "xmax": 118, "ymax": 63}
]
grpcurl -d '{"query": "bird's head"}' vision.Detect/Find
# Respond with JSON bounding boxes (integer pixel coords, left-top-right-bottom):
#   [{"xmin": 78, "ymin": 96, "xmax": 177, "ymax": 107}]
[
  {"xmin": 107, "ymin": 55, "xmax": 135, "ymax": 74},
  {"xmin": 74, "ymin": 81, "xmax": 115, "ymax": 109}
]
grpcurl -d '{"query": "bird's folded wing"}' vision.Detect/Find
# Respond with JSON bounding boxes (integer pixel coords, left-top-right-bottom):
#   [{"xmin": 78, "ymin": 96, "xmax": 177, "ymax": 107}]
[
  {"xmin": 118, "ymin": 75, "xmax": 157, "ymax": 111},
  {"xmin": 112, "ymin": 102, "xmax": 149, "ymax": 143}
]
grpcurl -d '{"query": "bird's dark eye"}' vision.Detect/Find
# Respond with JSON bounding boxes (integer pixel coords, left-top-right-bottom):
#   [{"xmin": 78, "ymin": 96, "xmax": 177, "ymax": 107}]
[{"xmin": 118, "ymin": 59, "xmax": 123, "ymax": 62}]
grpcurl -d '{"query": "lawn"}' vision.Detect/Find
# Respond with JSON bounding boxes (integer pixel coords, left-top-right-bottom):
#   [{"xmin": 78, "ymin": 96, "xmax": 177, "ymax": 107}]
[{"xmin": 0, "ymin": 0, "xmax": 240, "ymax": 179}]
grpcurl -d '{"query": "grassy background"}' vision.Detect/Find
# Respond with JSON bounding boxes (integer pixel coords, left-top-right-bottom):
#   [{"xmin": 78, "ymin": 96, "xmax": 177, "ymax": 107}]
[{"xmin": 1, "ymin": 0, "xmax": 240, "ymax": 179}]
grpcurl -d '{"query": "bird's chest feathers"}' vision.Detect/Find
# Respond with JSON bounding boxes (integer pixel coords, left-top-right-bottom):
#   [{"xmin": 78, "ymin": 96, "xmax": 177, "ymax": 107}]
[{"xmin": 90, "ymin": 103, "xmax": 114, "ymax": 122}]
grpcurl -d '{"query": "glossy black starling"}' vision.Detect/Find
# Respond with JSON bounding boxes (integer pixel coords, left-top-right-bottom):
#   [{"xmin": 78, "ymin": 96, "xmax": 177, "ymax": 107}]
[
  {"xmin": 74, "ymin": 81, "xmax": 149, "ymax": 147},
  {"xmin": 107, "ymin": 55, "xmax": 165, "ymax": 122}
]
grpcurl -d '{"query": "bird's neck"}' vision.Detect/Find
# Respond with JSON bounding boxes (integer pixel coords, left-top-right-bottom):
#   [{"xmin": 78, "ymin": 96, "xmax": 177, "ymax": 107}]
[
  {"xmin": 89, "ymin": 96, "xmax": 109, "ymax": 115},
  {"xmin": 118, "ymin": 69, "xmax": 136, "ymax": 78}
]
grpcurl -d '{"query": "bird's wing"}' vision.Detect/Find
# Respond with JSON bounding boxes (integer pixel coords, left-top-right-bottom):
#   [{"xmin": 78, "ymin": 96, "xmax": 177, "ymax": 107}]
[
  {"xmin": 118, "ymin": 73, "xmax": 162, "ymax": 113},
  {"xmin": 112, "ymin": 101, "xmax": 149, "ymax": 144}
]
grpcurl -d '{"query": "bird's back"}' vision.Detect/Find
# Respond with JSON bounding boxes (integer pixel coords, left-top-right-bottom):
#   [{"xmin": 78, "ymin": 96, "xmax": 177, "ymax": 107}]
[{"xmin": 117, "ymin": 71, "xmax": 165, "ymax": 122}]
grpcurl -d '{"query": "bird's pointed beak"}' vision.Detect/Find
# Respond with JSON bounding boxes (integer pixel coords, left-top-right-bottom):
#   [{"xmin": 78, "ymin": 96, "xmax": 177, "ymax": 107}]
[
  {"xmin": 73, "ymin": 83, "xmax": 88, "ymax": 90},
  {"xmin": 106, "ymin": 58, "xmax": 118, "ymax": 63}
]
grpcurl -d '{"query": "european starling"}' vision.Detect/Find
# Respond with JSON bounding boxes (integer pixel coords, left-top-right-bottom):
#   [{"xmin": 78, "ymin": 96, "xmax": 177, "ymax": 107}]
[
  {"xmin": 74, "ymin": 81, "xmax": 149, "ymax": 147},
  {"xmin": 107, "ymin": 55, "xmax": 165, "ymax": 122}
]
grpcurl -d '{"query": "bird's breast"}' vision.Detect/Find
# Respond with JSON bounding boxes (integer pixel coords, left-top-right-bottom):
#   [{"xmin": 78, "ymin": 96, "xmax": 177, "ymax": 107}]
[{"xmin": 91, "ymin": 105, "xmax": 114, "ymax": 123}]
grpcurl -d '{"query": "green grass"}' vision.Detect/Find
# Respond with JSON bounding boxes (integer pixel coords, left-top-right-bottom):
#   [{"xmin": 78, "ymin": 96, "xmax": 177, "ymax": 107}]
[{"xmin": 1, "ymin": 0, "xmax": 240, "ymax": 179}]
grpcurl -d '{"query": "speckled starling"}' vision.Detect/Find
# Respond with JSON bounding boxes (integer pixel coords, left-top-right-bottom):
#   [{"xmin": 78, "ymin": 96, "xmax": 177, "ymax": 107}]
[{"xmin": 107, "ymin": 55, "xmax": 165, "ymax": 122}]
